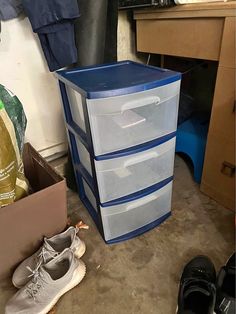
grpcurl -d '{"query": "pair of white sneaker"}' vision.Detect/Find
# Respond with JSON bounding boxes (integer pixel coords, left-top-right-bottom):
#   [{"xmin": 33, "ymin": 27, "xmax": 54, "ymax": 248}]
[{"xmin": 6, "ymin": 226, "xmax": 86, "ymax": 314}]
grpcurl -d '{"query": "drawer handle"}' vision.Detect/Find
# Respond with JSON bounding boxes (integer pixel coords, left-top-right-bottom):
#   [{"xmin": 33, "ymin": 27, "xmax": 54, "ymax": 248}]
[
  {"xmin": 127, "ymin": 194, "xmax": 157, "ymax": 210},
  {"xmin": 221, "ymin": 161, "xmax": 235, "ymax": 177},
  {"xmin": 121, "ymin": 96, "xmax": 160, "ymax": 112},
  {"xmin": 124, "ymin": 151, "xmax": 158, "ymax": 168}
]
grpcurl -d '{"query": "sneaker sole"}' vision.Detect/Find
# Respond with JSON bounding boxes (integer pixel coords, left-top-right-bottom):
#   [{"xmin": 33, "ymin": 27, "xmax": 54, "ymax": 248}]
[
  {"xmin": 37, "ymin": 259, "xmax": 86, "ymax": 314},
  {"xmin": 74, "ymin": 240, "xmax": 86, "ymax": 259}
]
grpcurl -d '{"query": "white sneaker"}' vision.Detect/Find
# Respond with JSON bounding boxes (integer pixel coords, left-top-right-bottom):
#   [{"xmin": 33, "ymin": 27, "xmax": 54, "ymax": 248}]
[
  {"xmin": 6, "ymin": 249, "xmax": 86, "ymax": 314},
  {"xmin": 12, "ymin": 226, "xmax": 86, "ymax": 288}
]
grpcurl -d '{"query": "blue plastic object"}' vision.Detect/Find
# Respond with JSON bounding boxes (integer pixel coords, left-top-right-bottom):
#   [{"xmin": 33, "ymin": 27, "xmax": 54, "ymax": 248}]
[
  {"xmin": 95, "ymin": 132, "xmax": 176, "ymax": 160},
  {"xmin": 106, "ymin": 212, "xmax": 171, "ymax": 244},
  {"xmin": 101, "ymin": 176, "xmax": 173, "ymax": 207},
  {"xmin": 57, "ymin": 61, "xmax": 181, "ymax": 243},
  {"xmin": 176, "ymin": 114, "xmax": 209, "ymax": 183},
  {"xmin": 56, "ymin": 60, "xmax": 181, "ymax": 99}
]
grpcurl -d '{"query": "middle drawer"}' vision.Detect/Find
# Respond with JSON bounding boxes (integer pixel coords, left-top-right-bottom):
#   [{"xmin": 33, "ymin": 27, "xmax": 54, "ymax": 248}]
[{"xmin": 76, "ymin": 136, "xmax": 176, "ymax": 204}]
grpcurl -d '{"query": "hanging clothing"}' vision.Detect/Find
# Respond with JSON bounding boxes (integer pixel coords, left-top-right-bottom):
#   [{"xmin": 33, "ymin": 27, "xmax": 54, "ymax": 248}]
[
  {"xmin": 75, "ymin": 0, "xmax": 118, "ymax": 66},
  {"xmin": 104, "ymin": 0, "xmax": 119, "ymax": 63},
  {"xmin": 22, "ymin": 0, "xmax": 80, "ymax": 71},
  {"xmin": 0, "ymin": 0, "xmax": 23, "ymax": 21}
]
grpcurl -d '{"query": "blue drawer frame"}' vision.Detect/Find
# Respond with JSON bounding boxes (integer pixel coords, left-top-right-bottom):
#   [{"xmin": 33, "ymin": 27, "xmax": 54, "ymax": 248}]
[{"xmin": 59, "ymin": 80, "xmax": 176, "ymax": 243}]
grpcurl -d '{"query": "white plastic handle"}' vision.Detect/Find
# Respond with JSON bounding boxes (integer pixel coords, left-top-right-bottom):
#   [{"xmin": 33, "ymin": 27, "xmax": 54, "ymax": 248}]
[
  {"xmin": 124, "ymin": 151, "xmax": 158, "ymax": 168},
  {"xmin": 121, "ymin": 96, "xmax": 160, "ymax": 113},
  {"xmin": 127, "ymin": 194, "xmax": 157, "ymax": 210}
]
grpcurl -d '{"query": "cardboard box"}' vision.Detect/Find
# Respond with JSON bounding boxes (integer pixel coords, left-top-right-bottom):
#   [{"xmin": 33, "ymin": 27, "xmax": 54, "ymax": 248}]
[{"xmin": 0, "ymin": 143, "xmax": 68, "ymax": 280}]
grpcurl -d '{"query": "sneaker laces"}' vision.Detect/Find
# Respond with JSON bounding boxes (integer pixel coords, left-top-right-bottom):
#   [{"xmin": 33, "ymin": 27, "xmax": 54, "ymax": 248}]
[
  {"xmin": 184, "ymin": 275, "xmax": 216, "ymax": 296},
  {"xmin": 25, "ymin": 246, "xmax": 59, "ymax": 301},
  {"xmin": 37, "ymin": 246, "xmax": 57, "ymax": 264},
  {"xmin": 25, "ymin": 265, "xmax": 44, "ymax": 301},
  {"xmin": 29, "ymin": 246, "xmax": 58, "ymax": 273},
  {"xmin": 191, "ymin": 267, "xmax": 214, "ymax": 283}
]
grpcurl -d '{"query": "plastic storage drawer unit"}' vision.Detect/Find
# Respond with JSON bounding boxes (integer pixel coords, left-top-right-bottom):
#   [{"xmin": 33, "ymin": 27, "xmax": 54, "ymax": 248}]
[
  {"xmin": 56, "ymin": 61, "xmax": 181, "ymax": 243},
  {"xmin": 76, "ymin": 136, "xmax": 176, "ymax": 203}
]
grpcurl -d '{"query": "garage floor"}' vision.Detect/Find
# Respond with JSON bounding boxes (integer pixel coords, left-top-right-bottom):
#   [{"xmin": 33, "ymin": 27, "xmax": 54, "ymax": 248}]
[{"xmin": 0, "ymin": 155, "xmax": 234, "ymax": 314}]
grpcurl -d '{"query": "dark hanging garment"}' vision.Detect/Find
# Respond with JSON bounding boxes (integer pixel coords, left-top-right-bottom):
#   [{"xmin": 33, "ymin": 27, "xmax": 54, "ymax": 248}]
[
  {"xmin": 104, "ymin": 0, "xmax": 119, "ymax": 63},
  {"xmin": 22, "ymin": 0, "xmax": 80, "ymax": 71},
  {"xmin": 75, "ymin": 0, "xmax": 118, "ymax": 66},
  {"xmin": 0, "ymin": 0, "xmax": 23, "ymax": 21}
]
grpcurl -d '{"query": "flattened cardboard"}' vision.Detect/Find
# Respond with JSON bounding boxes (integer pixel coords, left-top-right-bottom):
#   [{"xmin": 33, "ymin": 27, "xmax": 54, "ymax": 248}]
[{"xmin": 0, "ymin": 143, "xmax": 68, "ymax": 280}]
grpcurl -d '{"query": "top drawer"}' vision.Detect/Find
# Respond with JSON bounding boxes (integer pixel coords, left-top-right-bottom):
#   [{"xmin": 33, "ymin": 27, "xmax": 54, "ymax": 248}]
[
  {"xmin": 88, "ymin": 81, "xmax": 180, "ymax": 156},
  {"xmin": 56, "ymin": 61, "xmax": 181, "ymax": 156}
]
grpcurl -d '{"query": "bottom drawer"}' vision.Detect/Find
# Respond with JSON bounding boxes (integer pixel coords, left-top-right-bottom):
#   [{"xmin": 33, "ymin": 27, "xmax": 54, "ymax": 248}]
[
  {"xmin": 81, "ymin": 176, "xmax": 172, "ymax": 242},
  {"xmin": 101, "ymin": 181, "xmax": 173, "ymax": 241}
]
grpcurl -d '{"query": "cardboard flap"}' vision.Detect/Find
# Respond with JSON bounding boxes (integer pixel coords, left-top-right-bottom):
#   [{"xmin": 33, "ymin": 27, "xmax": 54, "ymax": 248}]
[{"xmin": 23, "ymin": 143, "xmax": 63, "ymax": 192}]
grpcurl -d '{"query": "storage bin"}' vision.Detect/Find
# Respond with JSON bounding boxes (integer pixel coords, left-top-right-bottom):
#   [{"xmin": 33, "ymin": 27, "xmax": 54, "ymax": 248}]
[
  {"xmin": 101, "ymin": 181, "xmax": 173, "ymax": 241},
  {"xmin": 57, "ymin": 60, "xmax": 181, "ymax": 157},
  {"xmin": 95, "ymin": 137, "xmax": 176, "ymax": 203},
  {"xmin": 57, "ymin": 61, "xmax": 181, "ymax": 243},
  {"xmin": 74, "ymin": 136, "xmax": 175, "ymax": 203},
  {"xmin": 80, "ymin": 176, "xmax": 172, "ymax": 242},
  {"xmin": 88, "ymin": 82, "xmax": 180, "ymax": 155}
]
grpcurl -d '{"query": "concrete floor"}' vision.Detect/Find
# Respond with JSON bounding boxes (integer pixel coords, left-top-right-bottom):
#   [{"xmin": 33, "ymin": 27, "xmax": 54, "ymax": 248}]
[{"xmin": 0, "ymin": 155, "xmax": 234, "ymax": 314}]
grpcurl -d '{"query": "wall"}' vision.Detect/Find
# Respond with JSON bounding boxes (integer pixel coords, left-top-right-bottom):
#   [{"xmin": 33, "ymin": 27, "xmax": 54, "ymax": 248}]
[
  {"xmin": 118, "ymin": 11, "xmax": 146, "ymax": 62},
  {"xmin": 0, "ymin": 16, "xmax": 67, "ymax": 158}
]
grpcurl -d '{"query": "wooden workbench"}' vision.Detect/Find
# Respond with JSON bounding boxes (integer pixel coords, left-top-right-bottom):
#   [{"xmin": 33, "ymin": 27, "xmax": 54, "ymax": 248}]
[{"xmin": 134, "ymin": 2, "xmax": 236, "ymax": 210}]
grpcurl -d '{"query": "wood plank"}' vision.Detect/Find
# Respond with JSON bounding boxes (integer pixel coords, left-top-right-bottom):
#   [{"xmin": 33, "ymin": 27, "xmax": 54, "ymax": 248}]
[
  {"xmin": 134, "ymin": 9, "xmax": 236, "ymax": 19},
  {"xmin": 207, "ymin": 67, "xmax": 235, "ymax": 139},
  {"xmin": 201, "ymin": 132, "xmax": 235, "ymax": 210},
  {"xmin": 201, "ymin": 66, "xmax": 235, "ymax": 210},
  {"xmin": 134, "ymin": 1, "xmax": 236, "ymax": 16},
  {"xmin": 201, "ymin": 180, "xmax": 235, "ymax": 210},
  {"xmin": 219, "ymin": 17, "xmax": 236, "ymax": 68},
  {"xmin": 136, "ymin": 18, "xmax": 224, "ymax": 60}
]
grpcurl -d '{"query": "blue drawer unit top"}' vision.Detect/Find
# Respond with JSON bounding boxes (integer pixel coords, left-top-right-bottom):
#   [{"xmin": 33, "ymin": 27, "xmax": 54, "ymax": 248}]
[
  {"xmin": 56, "ymin": 61, "xmax": 181, "ymax": 243},
  {"xmin": 56, "ymin": 60, "xmax": 181, "ymax": 99}
]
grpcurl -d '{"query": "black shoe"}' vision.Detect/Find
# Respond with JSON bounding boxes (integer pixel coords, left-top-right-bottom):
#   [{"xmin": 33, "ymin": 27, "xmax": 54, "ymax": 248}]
[
  {"xmin": 177, "ymin": 256, "xmax": 216, "ymax": 314},
  {"xmin": 215, "ymin": 252, "xmax": 235, "ymax": 314}
]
